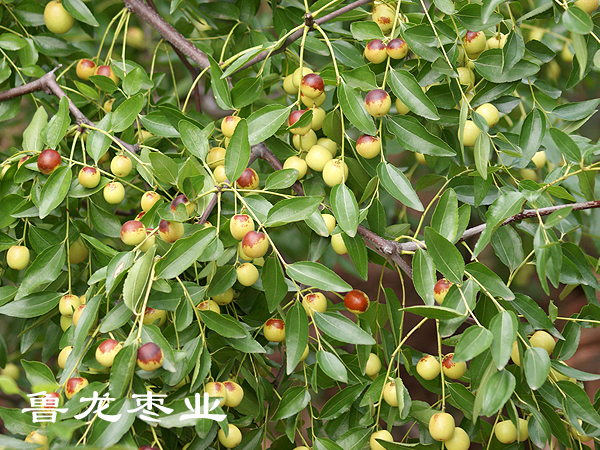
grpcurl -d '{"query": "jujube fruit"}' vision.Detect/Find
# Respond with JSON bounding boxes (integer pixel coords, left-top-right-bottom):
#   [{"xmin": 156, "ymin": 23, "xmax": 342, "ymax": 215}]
[
  {"xmin": 344, "ymin": 289, "xmax": 369, "ymax": 314},
  {"xmin": 37, "ymin": 149, "xmax": 61, "ymax": 174}
]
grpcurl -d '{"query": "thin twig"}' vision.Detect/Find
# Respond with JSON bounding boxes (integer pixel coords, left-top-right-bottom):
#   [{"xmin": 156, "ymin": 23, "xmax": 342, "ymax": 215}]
[
  {"xmin": 123, "ymin": 0, "xmax": 211, "ymax": 69},
  {"xmin": 0, "ymin": 68, "xmax": 138, "ymax": 154},
  {"xmin": 235, "ymin": 0, "xmax": 372, "ymax": 74},
  {"xmin": 144, "ymin": 0, "xmax": 202, "ymax": 112},
  {"xmin": 398, "ymin": 200, "xmax": 600, "ymax": 252}
]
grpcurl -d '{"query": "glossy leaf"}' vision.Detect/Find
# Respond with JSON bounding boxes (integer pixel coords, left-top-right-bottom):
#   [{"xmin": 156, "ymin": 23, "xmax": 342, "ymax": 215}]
[
  {"xmin": 331, "ymin": 183, "xmax": 359, "ymax": 237},
  {"xmin": 286, "ymin": 301, "xmax": 309, "ymax": 374},
  {"xmin": 377, "ymin": 162, "xmax": 424, "ymax": 211},
  {"xmin": 424, "ymin": 227, "xmax": 464, "ymax": 285},
  {"xmin": 337, "ymin": 81, "xmax": 377, "ymax": 135}
]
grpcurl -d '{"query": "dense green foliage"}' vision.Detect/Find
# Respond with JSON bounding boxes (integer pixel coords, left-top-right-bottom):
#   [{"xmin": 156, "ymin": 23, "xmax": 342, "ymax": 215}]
[{"xmin": 1, "ymin": 0, "xmax": 600, "ymax": 449}]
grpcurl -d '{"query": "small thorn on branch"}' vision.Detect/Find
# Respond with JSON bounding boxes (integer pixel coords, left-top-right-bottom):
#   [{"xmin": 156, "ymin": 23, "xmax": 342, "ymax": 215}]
[{"xmin": 304, "ymin": 13, "xmax": 314, "ymax": 29}]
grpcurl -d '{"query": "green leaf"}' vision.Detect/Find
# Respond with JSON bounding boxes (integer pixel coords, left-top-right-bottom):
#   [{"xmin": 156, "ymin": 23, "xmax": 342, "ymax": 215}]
[
  {"xmin": 179, "ymin": 120, "xmax": 211, "ymax": 161},
  {"xmin": 474, "ymin": 133, "xmax": 490, "ymax": 180},
  {"xmin": 265, "ymin": 196, "xmax": 323, "ymax": 227},
  {"xmin": 489, "ymin": 310, "xmax": 518, "ymax": 370},
  {"xmin": 480, "ymin": 370, "xmax": 516, "ymax": 416},
  {"xmin": 155, "ymin": 227, "xmax": 216, "ymax": 279},
  {"xmin": 16, "ymin": 244, "xmax": 65, "ymax": 300},
  {"xmin": 377, "ymin": 162, "xmax": 423, "ymax": 211},
  {"xmin": 399, "ymin": 305, "xmax": 464, "ymax": 320},
  {"xmin": 491, "ymin": 226, "xmax": 523, "ymax": 272},
  {"xmin": 87, "ymin": 398, "xmax": 136, "ymax": 447},
  {"xmin": 224, "ymin": 118, "xmax": 250, "ymax": 183},
  {"xmin": 73, "ymin": 294, "xmax": 101, "ymax": 352},
  {"xmin": 149, "ymin": 152, "xmax": 178, "ymax": 185},
  {"xmin": 87, "ymin": 113, "xmax": 112, "ymax": 163},
  {"xmin": 454, "ymin": 326, "xmax": 493, "ymax": 362},
  {"xmin": 45, "ymin": 96, "xmax": 70, "ymax": 149},
  {"xmin": 208, "ymin": 54, "xmax": 232, "ymax": 110},
  {"xmin": 412, "ymin": 249, "xmax": 437, "ymax": 306},
  {"xmin": 247, "ymin": 104, "xmax": 292, "ymax": 145},
  {"xmin": 287, "ymin": 262, "xmax": 352, "ymax": 292},
  {"xmin": 350, "ymin": 21, "xmax": 384, "ymax": 40},
  {"xmin": 341, "ymin": 233, "xmax": 368, "ymax": 281},
  {"xmin": 23, "ymin": 107, "xmax": 48, "ymax": 153},
  {"xmin": 472, "ymin": 191, "xmax": 524, "ymax": 259},
  {"xmin": 563, "ymin": 7, "xmax": 593, "ymax": 34},
  {"xmin": 548, "ymin": 127, "xmax": 581, "ymax": 163},
  {"xmin": 38, "ymin": 166, "xmax": 71, "ymax": 219},
  {"xmin": 388, "ymin": 70, "xmax": 439, "ymax": 120},
  {"xmin": 265, "ymin": 169, "xmax": 299, "ymax": 190},
  {"xmin": 111, "ymin": 94, "xmax": 144, "ymax": 132},
  {"xmin": 0, "ymin": 34, "xmax": 27, "ymax": 51},
  {"xmin": 320, "ymin": 384, "xmax": 364, "ymax": 420},
  {"xmin": 198, "ymin": 310, "xmax": 246, "ymax": 338},
  {"xmin": 558, "ymin": 381, "xmax": 600, "ymax": 428},
  {"xmin": 286, "ymin": 301, "xmax": 309, "ymax": 374},
  {"xmin": 524, "ymin": 347, "xmax": 551, "ymax": 390},
  {"xmin": 431, "ymin": 189, "xmax": 458, "ymax": 242},
  {"xmin": 261, "ymin": 257, "xmax": 288, "ymax": 312},
  {"xmin": 109, "ymin": 344, "xmax": 137, "ymax": 399},
  {"xmin": 511, "ymin": 294, "xmax": 562, "ymax": 339},
  {"xmin": 232, "ymin": 77, "xmax": 263, "ymax": 109},
  {"xmin": 386, "ymin": 115, "xmax": 455, "ymax": 157},
  {"xmin": 337, "ymin": 81, "xmax": 377, "ymax": 135},
  {"xmin": 550, "ymin": 360, "xmax": 600, "ymax": 381},
  {"xmin": 474, "ymin": 50, "xmax": 540, "ymax": 83},
  {"xmin": 465, "ymin": 261, "xmax": 514, "ymax": 300},
  {"xmin": 62, "ymin": 0, "xmax": 99, "ymax": 26},
  {"xmin": 0, "ymin": 292, "xmax": 61, "ymax": 318},
  {"xmin": 271, "ymin": 386, "xmax": 311, "ymax": 421},
  {"xmin": 123, "ymin": 247, "xmax": 156, "ymax": 313},
  {"xmin": 313, "ymin": 312, "xmax": 376, "ymax": 345},
  {"xmin": 455, "ymin": 3, "xmax": 503, "ymax": 31},
  {"xmin": 424, "ymin": 227, "xmax": 464, "ymax": 285},
  {"xmin": 331, "ymin": 184, "xmax": 359, "ymax": 237},
  {"xmin": 317, "ymin": 350, "xmax": 347, "ymax": 382}
]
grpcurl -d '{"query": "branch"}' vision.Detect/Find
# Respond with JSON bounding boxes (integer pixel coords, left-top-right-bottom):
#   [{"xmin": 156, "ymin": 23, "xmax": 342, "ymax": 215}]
[
  {"xmin": 145, "ymin": 0, "xmax": 202, "ymax": 112},
  {"xmin": 398, "ymin": 200, "xmax": 600, "ymax": 252},
  {"xmin": 235, "ymin": 0, "xmax": 372, "ymax": 74},
  {"xmin": 0, "ymin": 69, "xmax": 138, "ymax": 154},
  {"xmin": 123, "ymin": 0, "xmax": 210, "ymax": 70}
]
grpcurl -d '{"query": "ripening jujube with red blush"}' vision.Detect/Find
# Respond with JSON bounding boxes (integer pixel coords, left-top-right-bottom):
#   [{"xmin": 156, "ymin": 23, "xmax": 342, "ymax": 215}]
[
  {"xmin": 364, "ymin": 89, "xmax": 391, "ymax": 117},
  {"xmin": 236, "ymin": 167, "xmax": 259, "ymax": 190},
  {"xmin": 463, "ymin": 30, "xmax": 486, "ymax": 57},
  {"xmin": 364, "ymin": 39, "xmax": 388, "ymax": 64},
  {"xmin": 78, "ymin": 166, "xmax": 100, "ymax": 188},
  {"xmin": 241, "ymin": 230, "xmax": 269, "ymax": 258},
  {"xmin": 137, "ymin": 342, "xmax": 164, "ymax": 372},
  {"xmin": 264, "ymin": 318, "xmax": 285, "ymax": 342},
  {"xmin": 300, "ymin": 73, "xmax": 325, "ymax": 98},
  {"xmin": 288, "ymin": 109, "xmax": 311, "ymax": 135},
  {"xmin": 171, "ymin": 193, "xmax": 196, "ymax": 216},
  {"xmin": 142, "ymin": 307, "xmax": 167, "ymax": 326},
  {"xmin": 221, "ymin": 115, "xmax": 241, "ymax": 138},
  {"xmin": 223, "ymin": 381, "xmax": 244, "ymax": 407},
  {"xmin": 344, "ymin": 289, "xmax": 370, "ymax": 314},
  {"xmin": 386, "ymin": 38, "xmax": 408, "ymax": 59},
  {"xmin": 95, "ymin": 339, "xmax": 122, "ymax": 367},
  {"xmin": 416, "ymin": 354, "xmax": 441, "ymax": 380},
  {"xmin": 434, "ymin": 278, "xmax": 452, "ymax": 304},
  {"xmin": 204, "ymin": 381, "xmax": 228, "ymax": 406},
  {"xmin": 76, "ymin": 59, "xmax": 96, "ymax": 80},
  {"xmin": 322, "ymin": 158, "xmax": 348, "ymax": 187},
  {"xmin": 103, "ymin": 181, "xmax": 125, "ymax": 204},
  {"xmin": 65, "ymin": 377, "xmax": 89, "ymax": 399},
  {"xmin": 302, "ymin": 292, "xmax": 327, "ymax": 317},
  {"xmin": 140, "ymin": 191, "xmax": 161, "ymax": 211},
  {"xmin": 356, "ymin": 135, "xmax": 382, "ymax": 159},
  {"xmin": 37, "ymin": 149, "xmax": 61, "ymax": 174},
  {"xmin": 58, "ymin": 346, "xmax": 73, "ymax": 369},
  {"xmin": 158, "ymin": 219, "xmax": 184, "ymax": 243},
  {"xmin": 230, "ymin": 214, "xmax": 255, "ymax": 240},
  {"xmin": 139, "ymin": 446, "xmax": 159, "ymax": 450},
  {"xmin": 442, "ymin": 353, "xmax": 467, "ymax": 379},
  {"xmin": 120, "ymin": 220, "xmax": 146, "ymax": 246},
  {"xmin": 372, "ymin": 3, "xmax": 396, "ymax": 33},
  {"xmin": 207, "ymin": 147, "xmax": 226, "ymax": 169},
  {"xmin": 94, "ymin": 64, "xmax": 119, "ymax": 84}
]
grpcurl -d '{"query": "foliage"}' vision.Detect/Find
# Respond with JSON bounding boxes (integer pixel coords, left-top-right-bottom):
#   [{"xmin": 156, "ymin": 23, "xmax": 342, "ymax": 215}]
[{"xmin": 0, "ymin": 0, "xmax": 600, "ymax": 449}]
